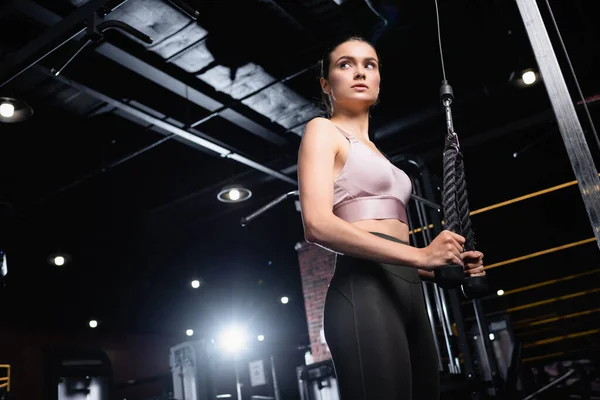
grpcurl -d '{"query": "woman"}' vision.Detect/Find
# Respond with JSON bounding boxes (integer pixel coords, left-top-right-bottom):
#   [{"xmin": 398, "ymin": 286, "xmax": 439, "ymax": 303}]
[{"xmin": 297, "ymin": 36, "xmax": 485, "ymax": 399}]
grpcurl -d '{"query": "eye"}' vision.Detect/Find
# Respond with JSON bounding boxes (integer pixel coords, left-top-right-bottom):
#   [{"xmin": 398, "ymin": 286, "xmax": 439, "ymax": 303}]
[
  {"xmin": 366, "ymin": 62, "xmax": 377, "ymax": 69},
  {"xmin": 340, "ymin": 61, "xmax": 351, "ymax": 69}
]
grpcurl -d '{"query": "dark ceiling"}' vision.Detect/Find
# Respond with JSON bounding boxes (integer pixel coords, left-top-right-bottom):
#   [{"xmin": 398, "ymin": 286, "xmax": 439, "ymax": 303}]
[{"xmin": 0, "ymin": 0, "xmax": 599, "ymax": 366}]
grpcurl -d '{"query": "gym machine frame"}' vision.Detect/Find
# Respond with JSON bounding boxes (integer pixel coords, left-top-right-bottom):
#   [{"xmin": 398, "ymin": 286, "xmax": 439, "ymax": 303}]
[{"xmin": 514, "ymin": 0, "xmax": 600, "ymax": 246}]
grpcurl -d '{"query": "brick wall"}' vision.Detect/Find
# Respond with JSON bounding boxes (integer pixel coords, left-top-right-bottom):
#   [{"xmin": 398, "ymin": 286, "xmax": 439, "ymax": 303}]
[{"xmin": 296, "ymin": 240, "xmax": 337, "ymax": 363}]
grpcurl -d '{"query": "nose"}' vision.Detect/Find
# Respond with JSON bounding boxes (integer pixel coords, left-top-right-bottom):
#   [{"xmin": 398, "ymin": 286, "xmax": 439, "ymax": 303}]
[
  {"xmin": 354, "ymin": 70, "xmax": 366, "ymax": 80},
  {"xmin": 354, "ymin": 65, "xmax": 366, "ymax": 80}
]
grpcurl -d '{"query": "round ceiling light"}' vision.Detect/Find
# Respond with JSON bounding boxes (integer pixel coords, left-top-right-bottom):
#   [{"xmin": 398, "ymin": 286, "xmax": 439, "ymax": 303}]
[
  {"xmin": 0, "ymin": 97, "xmax": 34, "ymax": 123},
  {"xmin": 217, "ymin": 184, "xmax": 252, "ymax": 203}
]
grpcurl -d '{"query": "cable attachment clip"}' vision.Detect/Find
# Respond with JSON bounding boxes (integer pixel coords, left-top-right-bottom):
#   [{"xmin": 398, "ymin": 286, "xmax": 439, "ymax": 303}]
[{"xmin": 440, "ymin": 80, "xmax": 460, "ymax": 151}]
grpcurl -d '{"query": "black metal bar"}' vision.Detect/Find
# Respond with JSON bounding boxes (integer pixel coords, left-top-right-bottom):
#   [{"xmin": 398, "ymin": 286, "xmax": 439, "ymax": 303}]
[
  {"xmin": 413, "ymin": 178, "xmax": 457, "ymax": 374},
  {"xmin": 473, "ymin": 298, "xmax": 501, "ymax": 395},
  {"xmin": 448, "ymin": 290, "xmax": 480, "ymax": 399},
  {"xmin": 0, "ymin": 0, "xmax": 116, "ymax": 87},
  {"xmin": 240, "ymin": 190, "xmax": 298, "ymax": 226},
  {"xmin": 418, "ymin": 161, "xmax": 481, "ymax": 398},
  {"xmin": 405, "ymin": 203, "xmax": 445, "ymax": 372},
  {"xmin": 522, "ymin": 369, "xmax": 575, "ymax": 400},
  {"xmin": 97, "ymin": 20, "xmax": 153, "ymax": 44},
  {"xmin": 50, "ymin": 19, "xmax": 153, "ymax": 77},
  {"xmin": 165, "ymin": 0, "xmax": 199, "ymax": 20},
  {"xmin": 411, "ymin": 193, "xmax": 441, "ymax": 211},
  {"xmin": 189, "ymin": 64, "xmax": 316, "ymax": 129}
]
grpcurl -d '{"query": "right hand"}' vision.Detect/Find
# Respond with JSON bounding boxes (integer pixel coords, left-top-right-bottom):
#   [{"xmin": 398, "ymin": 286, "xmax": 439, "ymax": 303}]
[{"xmin": 419, "ymin": 230, "xmax": 466, "ymax": 269}]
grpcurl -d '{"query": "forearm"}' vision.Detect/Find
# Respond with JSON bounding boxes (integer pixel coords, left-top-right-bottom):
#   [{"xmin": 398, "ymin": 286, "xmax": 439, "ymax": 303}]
[
  {"xmin": 304, "ymin": 215, "xmax": 425, "ymax": 268},
  {"xmin": 418, "ymin": 269, "xmax": 435, "ymax": 282}
]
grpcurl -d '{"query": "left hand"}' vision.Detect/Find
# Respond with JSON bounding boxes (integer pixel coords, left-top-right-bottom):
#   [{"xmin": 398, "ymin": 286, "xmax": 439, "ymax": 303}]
[{"xmin": 461, "ymin": 251, "xmax": 486, "ymax": 277}]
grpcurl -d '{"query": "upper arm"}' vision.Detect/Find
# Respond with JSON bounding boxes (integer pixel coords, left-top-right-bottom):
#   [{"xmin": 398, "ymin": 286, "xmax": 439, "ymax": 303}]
[{"xmin": 297, "ymin": 118, "xmax": 338, "ymax": 233}]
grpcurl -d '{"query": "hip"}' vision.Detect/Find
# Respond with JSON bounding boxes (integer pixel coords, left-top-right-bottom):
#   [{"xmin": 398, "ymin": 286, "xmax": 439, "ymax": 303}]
[{"xmin": 333, "ymin": 231, "xmax": 421, "ymax": 285}]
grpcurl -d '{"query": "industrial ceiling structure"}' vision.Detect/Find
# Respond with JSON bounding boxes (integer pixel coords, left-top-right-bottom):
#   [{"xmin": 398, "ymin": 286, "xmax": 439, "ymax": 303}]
[{"xmin": 0, "ymin": 0, "xmax": 599, "ymax": 377}]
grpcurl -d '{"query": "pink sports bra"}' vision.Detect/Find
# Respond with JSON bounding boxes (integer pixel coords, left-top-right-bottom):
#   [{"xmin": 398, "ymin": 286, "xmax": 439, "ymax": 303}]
[{"xmin": 332, "ymin": 126, "xmax": 412, "ymax": 224}]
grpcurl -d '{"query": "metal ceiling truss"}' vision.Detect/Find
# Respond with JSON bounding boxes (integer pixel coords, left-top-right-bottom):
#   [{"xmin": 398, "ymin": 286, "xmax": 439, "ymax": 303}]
[
  {"xmin": 7, "ymin": 0, "xmax": 305, "ymax": 189},
  {"xmin": 11, "ymin": 0, "xmax": 294, "ymax": 147},
  {"xmin": 45, "ymin": 68, "xmax": 298, "ymax": 184},
  {"xmin": 0, "ymin": 0, "xmax": 117, "ymax": 87}
]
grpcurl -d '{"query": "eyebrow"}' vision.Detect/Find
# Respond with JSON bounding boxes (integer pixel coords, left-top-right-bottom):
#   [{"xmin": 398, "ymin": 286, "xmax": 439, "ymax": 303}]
[{"xmin": 335, "ymin": 55, "xmax": 379, "ymax": 64}]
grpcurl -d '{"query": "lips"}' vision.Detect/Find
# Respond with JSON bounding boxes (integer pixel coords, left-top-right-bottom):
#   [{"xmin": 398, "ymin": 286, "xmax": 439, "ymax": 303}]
[{"xmin": 352, "ymin": 84, "xmax": 368, "ymax": 89}]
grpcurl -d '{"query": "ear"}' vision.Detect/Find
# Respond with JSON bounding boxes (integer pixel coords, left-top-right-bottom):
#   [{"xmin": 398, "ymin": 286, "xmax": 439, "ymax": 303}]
[{"xmin": 320, "ymin": 77, "xmax": 330, "ymax": 94}]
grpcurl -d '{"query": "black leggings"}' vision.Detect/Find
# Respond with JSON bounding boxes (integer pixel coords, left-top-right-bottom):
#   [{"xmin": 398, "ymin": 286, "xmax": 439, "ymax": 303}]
[{"xmin": 323, "ymin": 232, "xmax": 440, "ymax": 400}]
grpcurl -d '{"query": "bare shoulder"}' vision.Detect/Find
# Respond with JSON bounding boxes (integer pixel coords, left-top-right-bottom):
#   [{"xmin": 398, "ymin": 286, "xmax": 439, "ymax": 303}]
[{"xmin": 301, "ymin": 117, "xmax": 339, "ymax": 148}]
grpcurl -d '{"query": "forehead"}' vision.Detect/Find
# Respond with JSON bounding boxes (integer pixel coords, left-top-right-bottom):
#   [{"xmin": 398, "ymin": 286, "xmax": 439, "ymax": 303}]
[{"xmin": 330, "ymin": 40, "xmax": 378, "ymax": 61}]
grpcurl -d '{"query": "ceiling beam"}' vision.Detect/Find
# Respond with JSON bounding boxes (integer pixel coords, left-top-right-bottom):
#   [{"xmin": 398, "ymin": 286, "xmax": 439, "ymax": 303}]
[
  {"xmin": 0, "ymin": 0, "xmax": 116, "ymax": 87},
  {"xmin": 46, "ymin": 68, "xmax": 297, "ymax": 186},
  {"xmin": 13, "ymin": 0, "xmax": 290, "ymax": 148}
]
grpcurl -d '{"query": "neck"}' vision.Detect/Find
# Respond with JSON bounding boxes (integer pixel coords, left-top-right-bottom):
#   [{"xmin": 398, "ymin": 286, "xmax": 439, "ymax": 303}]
[{"xmin": 330, "ymin": 110, "xmax": 371, "ymax": 141}]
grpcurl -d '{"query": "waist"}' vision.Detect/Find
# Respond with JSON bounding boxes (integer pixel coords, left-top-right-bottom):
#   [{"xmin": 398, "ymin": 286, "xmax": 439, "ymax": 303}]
[
  {"xmin": 333, "ymin": 196, "xmax": 408, "ymax": 224},
  {"xmin": 368, "ymin": 231, "xmax": 408, "ymax": 244},
  {"xmin": 335, "ymin": 232, "xmax": 420, "ymax": 283}
]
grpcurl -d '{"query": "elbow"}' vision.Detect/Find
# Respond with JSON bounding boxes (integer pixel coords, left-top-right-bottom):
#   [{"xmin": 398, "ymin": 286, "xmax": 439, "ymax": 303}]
[
  {"xmin": 303, "ymin": 218, "xmax": 330, "ymax": 244},
  {"xmin": 303, "ymin": 224, "xmax": 320, "ymax": 244}
]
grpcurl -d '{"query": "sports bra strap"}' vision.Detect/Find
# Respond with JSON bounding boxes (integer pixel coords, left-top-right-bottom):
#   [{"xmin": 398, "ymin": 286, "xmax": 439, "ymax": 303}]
[{"xmin": 334, "ymin": 125, "xmax": 357, "ymax": 142}]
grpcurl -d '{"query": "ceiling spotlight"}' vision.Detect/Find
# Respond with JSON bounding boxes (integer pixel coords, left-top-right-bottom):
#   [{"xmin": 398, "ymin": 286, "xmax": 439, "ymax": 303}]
[
  {"xmin": 280, "ymin": 296, "xmax": 289, "ymax": 304},
  {"xmin": 522, "ymin": 70, "xmax": 536, "ymax": 85},
  {"xmin": 186, "ymin": 329, "xmax": 194, "ymax": 336},
  {"xmin": 497, "ymin": 289, "xmax": 505, "ymax": 296},
  {"xmin": 0, "ymin": 97, "xmax": 34, "ymax": 123},
  {"xmin": 257, "ymin": 334, "xmax": 265, "ymax": 342},
  {"xmin": 49, "ymin": 253, "xmax": 71, "ymax": 267},
  {"xmin": 510, "ymin": 69, "xmax": 540, "ymax": 88},
  {"xmin": 191, "ymin": 279, "xmax": 200, "ymax": 289},
  {"xmin": 217, "ymin": 184, "xmax": 252, "ymax": 203},
  {"xmin": 89, "ymin": 320, "xmax": 98, "ymax": 328},
  {"xmin": 0, "ymin": 103, "xmax": 14, "ymax": 118}
]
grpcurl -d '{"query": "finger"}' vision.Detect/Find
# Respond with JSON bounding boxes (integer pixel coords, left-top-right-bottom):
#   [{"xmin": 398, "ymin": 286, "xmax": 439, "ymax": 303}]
[
  {"xmin": 450, "ymin": 241, "xmax": 463, "ymax": 255},
  {"xmin": 445, "ymin": 230, "xmax": 466, "ymax": 245},
  {"xmin": 469, "ymin": 272, "xmax": 486, "ymax": 277},
  {"xmin": 461, "ymin": 251, "xmax": 480, "ymax": 261},
  {"xmin": 468, "ymin": 266, "xmax": 485, "ymax": 274},
  {"xmin": 452, "ymin": 255, "xmax": 464, "ymax": 267},
  {"xmin": 465, "ymin": 260, "xmax": 484, "ymax": 269}
]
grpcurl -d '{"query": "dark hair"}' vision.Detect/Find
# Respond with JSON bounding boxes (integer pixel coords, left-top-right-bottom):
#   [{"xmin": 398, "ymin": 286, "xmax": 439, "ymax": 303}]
[{"xmin": 318, "ymin": 35, "xmax": 381, "ymax": 118}]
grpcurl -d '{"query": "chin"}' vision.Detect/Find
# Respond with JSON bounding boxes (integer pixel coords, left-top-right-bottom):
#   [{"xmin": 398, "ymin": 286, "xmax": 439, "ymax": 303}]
[{"xmin": 335, "ymin": 96, "xmax": 378, "ymax": 112}]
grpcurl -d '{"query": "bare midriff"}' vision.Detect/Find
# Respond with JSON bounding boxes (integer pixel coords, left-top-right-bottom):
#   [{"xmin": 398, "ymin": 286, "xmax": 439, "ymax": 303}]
[{"xmin": 351, "ymin": 218, "xmax": 410, "ymax": 244}]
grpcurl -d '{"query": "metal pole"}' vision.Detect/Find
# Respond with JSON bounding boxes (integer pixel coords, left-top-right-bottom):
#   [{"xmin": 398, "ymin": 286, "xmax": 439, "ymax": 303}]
[
  {"xmin": 515, "ymin": 0, "xmax": 600, "ymax": 249},
  {"xmin": 406, "ymin": 202, "xmax": 444, "ymax": 372},
  {"xmin": 234, "ymin": 358, "xmax": 242, "ymax": 400},
  {"xmin": 523, "ymin": 369, "xmax": 575, "ymax": 400},
  {"xmin": 415, "ymin": 159, "xmax": 479, "ymax": 394},
  {"xmin": 473, "ymin": 299, "xmax": 500, "ymax": 395},
  {"xmin": 270, "ymin": 356, "xmax": 281, "ymax": 400},
  {"xmin": 414, "ymin": 181, "xmax": 454, "ymax": 339},
  {"xmin": 240, "ymin": 191, "xmax": 299, "ymax": 226},
  {"xmin": 413, "ymin": 178, "xmax": 459, "ymax": 374},
  {"xmin": 180, "ymin": 364, "xmax": 186, "ymax": 400}
]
